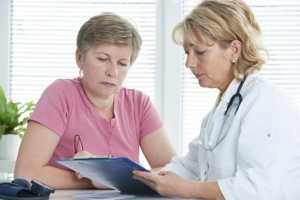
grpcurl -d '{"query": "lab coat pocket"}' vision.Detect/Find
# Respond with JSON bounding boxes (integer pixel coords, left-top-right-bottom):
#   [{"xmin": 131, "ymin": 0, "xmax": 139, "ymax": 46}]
[{"xmin": 238, "ymin": 126, "xmax": 275, "ymax": 169}]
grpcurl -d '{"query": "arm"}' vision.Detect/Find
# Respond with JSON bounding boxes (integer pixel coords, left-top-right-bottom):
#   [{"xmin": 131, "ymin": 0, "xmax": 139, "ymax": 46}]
[
  {"xmin": 143, "ymin": 134, "xmax": 203, "ymax": 181},
  {"xmin": 140, "ymin": 127, "xmax": 175, "ymax": 168},
  {"xmin": 137, "ymin": 90, "xmax": 199, "ymax": 177},
  {"xmin": 136, "ymin": 91, "xmax": 175, "ymax": 169},
  {"xmin": 162, "ymin": 134, "xmax": 203, "ymax": 180},
  {"xmin": 133, "ymin": 170, "xmax": 224, "ymax": 199},
  {"xmin": 185, "ymin": 181, "xmax": 224, "ymax": 200},
  {"xmin": 14, "ymin": 121, "xmax": 93, "ymax": 189}
]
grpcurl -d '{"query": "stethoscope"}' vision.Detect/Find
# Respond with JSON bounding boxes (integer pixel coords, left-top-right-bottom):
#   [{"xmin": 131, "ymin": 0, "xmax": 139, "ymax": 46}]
[
  {"xmin": 224, "ymin": 75, "xmax": 247, "ymax": 116},
  {"xmin": 200, "ymin": 75, "xmax": 248, "ymax": 151}
]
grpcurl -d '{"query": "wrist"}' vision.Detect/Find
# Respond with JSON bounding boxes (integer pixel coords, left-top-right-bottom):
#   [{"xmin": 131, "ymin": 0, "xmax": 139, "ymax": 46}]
[{"xmin": 180, "ymin": 180, "xmax": 196, "ymax": 198}]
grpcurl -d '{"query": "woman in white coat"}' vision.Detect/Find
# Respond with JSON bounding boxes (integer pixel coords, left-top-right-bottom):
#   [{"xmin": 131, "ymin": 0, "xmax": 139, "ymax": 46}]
[{"xmin": 133, "ymin": 0, "xmax": 300, "ymax": 199}]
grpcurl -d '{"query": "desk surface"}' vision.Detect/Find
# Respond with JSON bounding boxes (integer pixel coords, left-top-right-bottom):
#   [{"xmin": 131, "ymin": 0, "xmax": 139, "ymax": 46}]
[{"xmin": 50, "ymin": 190, "xmax": 189, "ymax": 199}]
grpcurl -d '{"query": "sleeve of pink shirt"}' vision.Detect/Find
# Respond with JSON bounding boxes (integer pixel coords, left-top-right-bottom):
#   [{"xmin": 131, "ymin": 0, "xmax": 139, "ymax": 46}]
[
  {"xmin": 30, "ymin": 80, "xmax": 71, "ymax": 137},
  {"xmin": 136, "ymin": 91, "xmax": 163, "ymax": 139}
]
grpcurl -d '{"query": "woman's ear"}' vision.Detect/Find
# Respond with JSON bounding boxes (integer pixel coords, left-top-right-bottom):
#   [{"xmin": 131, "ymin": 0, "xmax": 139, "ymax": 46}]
[
  {"xmin": 75, "ymin": 48, "xmax": 83, "ymax": 69},
  {"xmin": 230, "ymin": 40, "xmax": 242, "ymax": 62}
]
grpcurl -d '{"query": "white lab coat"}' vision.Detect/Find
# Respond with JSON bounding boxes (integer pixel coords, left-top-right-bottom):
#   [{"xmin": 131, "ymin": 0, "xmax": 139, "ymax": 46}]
[{"xmin": 164, "ymin": 73, "xmax": 300, "ymax": 200}]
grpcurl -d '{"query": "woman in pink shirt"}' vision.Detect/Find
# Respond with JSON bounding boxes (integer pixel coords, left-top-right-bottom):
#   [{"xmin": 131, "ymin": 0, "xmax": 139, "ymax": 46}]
[{"xmin": 14, "ymin": 13, "xmax": 175, "ymax": 189}]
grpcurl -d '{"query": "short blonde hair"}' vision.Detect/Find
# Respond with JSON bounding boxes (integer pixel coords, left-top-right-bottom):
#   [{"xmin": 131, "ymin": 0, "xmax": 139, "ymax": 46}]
[
  {"xmin": 173, "ymin": 0, "xmax": 266, "ymax": 79},
  {"xmin": 77, "ymin": 13, "xmax": 142, "ymax": 65}
]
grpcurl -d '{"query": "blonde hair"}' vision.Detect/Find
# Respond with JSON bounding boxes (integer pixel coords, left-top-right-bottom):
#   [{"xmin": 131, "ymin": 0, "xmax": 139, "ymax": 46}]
[
  {"xmin": 173, "ymin": 0, "xmax": 266, "ymax": 79},
  {"xmin": 77, "ymin": 13, "xmax": 142, "ymax": 65}
]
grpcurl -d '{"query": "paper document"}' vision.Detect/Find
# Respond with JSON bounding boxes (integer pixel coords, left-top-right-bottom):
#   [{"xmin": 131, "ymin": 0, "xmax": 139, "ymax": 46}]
[
  {"xmin": 72, "ymin": 190, "xmax": 136, "ymax": 199},
  {"xmin": 57, "ymin": 157, "xmax": 158, "ymax": 195}
]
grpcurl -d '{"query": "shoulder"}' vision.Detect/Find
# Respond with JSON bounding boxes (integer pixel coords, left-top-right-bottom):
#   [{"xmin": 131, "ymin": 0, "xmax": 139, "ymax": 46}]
[
  {"xmin": 241, "ymin": 74, "xmax": 299, "ymax": 122},
  {"xmin": 46, "ymin": 79, "xmax": 78, "ymax": 92},
  {"xmin": 43, "ymin": 79, "xmax": 80, "ymax": 97},
  {"xmin": 38, "ymin": 79, "xmax": 82, "ymax": 108},
  {"xmin": 243, "ymin": 74, "xmax": 291, "ymax": 107}
]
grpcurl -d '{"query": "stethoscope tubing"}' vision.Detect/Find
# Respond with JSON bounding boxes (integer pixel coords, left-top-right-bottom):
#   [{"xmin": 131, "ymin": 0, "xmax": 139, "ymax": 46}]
[{"xmin": 201, "ymin": 75, "xmax": 248, "ymax": 151}]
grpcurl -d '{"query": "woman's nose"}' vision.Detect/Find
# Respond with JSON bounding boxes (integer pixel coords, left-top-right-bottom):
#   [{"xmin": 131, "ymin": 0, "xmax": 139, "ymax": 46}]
[
  {"xmin": 105, "ymin": 63, "xmax": 118, "ymax": 77},
  {"xmin": 185, "ymin": 52, "xmax": 197, "ymax": 69}
]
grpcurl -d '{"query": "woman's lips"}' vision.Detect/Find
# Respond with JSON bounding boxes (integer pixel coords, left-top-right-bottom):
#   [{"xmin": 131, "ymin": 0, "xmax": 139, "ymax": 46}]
[
  {"xmin": 100, "ymin": 81, "xmax": 117, "ymax": 87},
  {"xmin": 195, "ymin": 73, "xmax": 205, "ymax": 79}
]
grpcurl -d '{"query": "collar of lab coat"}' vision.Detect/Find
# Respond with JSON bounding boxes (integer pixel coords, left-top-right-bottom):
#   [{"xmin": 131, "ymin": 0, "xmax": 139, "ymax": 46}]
[
  {"xmin": 200, "ymin": 73, "xmax": 259, "ymax": 151},
  {"xmin": 219, "ymin": 73, "xmax": 259, "ymax": 111}
]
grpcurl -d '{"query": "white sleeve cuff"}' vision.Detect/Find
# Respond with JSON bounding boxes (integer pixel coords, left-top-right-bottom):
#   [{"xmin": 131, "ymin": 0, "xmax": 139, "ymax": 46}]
[
  {"xmin": 218, "ymin": 178, "xmax": 236, "ymax": 200},
  {"xmin": 161, "ymin": 157, "xmax": 198, "ymax": 180}
]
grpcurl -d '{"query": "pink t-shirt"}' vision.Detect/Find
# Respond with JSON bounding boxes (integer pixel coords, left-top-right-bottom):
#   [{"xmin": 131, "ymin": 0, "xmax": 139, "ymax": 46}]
[{"xmin": 30, "ymin": 79, "xmax": 162, "ymax": 166}]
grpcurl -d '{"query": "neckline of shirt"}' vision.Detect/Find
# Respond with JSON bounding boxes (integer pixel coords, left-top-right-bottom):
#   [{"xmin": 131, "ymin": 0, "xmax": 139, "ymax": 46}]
[{"xmin": 73, "ymin": 78, "xmax": 119, "ymax": 125}]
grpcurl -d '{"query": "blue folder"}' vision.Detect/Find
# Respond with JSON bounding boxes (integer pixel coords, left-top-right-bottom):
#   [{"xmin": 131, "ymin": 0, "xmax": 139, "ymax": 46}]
[{"xmin": 57, "ymin": 157, "xmax": 158, "ymax": 195}]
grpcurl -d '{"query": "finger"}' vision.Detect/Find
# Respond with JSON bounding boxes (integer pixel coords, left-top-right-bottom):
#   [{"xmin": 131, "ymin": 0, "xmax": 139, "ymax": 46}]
[
  {"xmin": 133, "ymin": 173, "xmax": 156, "ymax": 185},
  {"xmin": 132, "ymin": 170, "xmax": 150, "ymax": 179},
  {"xmin": 150, "ymin": 167, "xmax": 162, "ymax": 173},
  {"xmin": 133, "ymin": 170, "xmax": 145, "ymax": 176},
  {"xmin": 133, "ymin": 175, "xmax": 156, "ymax": 189},
  {"xmin": 133, "ymin": 171, "xmax": 161, "ymax": 186},
  {"xmin": 75, "ymin": 172, "xmax": 83, "ymax": 179},
  {"xmin": 158, "ymin": 171, "xmax": 168, "ymax": 176}
]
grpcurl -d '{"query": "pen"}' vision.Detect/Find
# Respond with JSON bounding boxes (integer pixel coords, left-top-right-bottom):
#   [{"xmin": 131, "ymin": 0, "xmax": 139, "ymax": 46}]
[{"xmin": 73, "ymin": 134, "xmax": 84, "ymax": 154}]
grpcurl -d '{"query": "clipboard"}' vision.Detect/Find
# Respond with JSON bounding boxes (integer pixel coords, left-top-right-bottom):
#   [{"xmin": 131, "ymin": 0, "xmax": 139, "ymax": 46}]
[{"xmin": 57, "ymin": 157, "xmax": 158, "ymax": 195}]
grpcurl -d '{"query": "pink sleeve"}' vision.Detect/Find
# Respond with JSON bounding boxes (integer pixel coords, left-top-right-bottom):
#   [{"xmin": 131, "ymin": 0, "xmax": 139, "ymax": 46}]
[
  {"xmin": 138, "ymin": 92, "xmax": 163, "ymax": 138},
  {"xmin": 30, "ymin": 80, "xmax": 71, "ymax": 137}
]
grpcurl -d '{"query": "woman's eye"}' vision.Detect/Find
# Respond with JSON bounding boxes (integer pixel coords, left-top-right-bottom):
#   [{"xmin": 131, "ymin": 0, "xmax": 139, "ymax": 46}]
[
  {"xmin": 119, "ymin": 62, "xmax": 129, "ymax": 67},
  {"xmin": 184, "ymin": 49, "xmax": 189, "ymax": 55},
  {"xmin": 195, "ymin": 50, "xmax": 206, "ymax": 56},
  {"xmin": 97, "ymin": 57, "xmax": 108, "ymax": 62}
]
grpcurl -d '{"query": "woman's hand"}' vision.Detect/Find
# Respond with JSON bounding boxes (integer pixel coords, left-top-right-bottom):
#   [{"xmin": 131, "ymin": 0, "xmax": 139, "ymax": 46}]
[
  {"xmin": 72, "ymin": 151, "xmax": 109, "ymax": 189},
  {"xmin": 73, "ymin": 151, "xmax": 97, "ymax": 179},
  {"xmin": 134, "ymin": 170, "xmax": 225, "ymax": 199},
  {"xmin": 133, "ymin": 170, "xmax": 191, "ymax": 198}
]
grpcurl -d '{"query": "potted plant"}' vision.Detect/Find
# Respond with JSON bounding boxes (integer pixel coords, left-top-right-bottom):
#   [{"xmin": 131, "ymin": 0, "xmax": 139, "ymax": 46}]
[{"xmin": 0, "ymin": 86, "xmax": 34, "ymax": 161}]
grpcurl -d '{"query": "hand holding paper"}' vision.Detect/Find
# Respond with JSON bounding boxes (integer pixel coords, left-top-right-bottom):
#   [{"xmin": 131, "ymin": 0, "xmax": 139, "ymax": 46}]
[
  {"xmin": 73, "ymin": 151, "xmax": 110, "ymax": 189},
  {"xmin": 57, "ymin": 157, "xmax": 158, "ymax": 195}
]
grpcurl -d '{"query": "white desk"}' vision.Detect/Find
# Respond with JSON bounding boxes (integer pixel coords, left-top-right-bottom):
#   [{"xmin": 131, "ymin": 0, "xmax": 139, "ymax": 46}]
[{"xmin": 50, "ymin": 190, "xmax": 190, "ymax": 199}]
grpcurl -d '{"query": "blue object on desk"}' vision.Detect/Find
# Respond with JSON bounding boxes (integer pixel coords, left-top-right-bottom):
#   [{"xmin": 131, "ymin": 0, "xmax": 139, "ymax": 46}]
[
  {"xmin": 0, "ymin": 178, "xmax": 54, "ymax": 199},
  {"xmin": 57, "ymin": 157, "xmax": 158, "ymax": 195}
]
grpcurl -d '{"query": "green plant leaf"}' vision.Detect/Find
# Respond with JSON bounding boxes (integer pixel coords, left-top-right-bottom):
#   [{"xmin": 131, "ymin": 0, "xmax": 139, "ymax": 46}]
[
  {"xmin": 0, "ymin": 86, "xmax": 35, "ymax": 136},
  {"xmin": 0, "ymin": 125, "xmax": 7, "ymax": 136},
  {"xmin": 0, "ymin": 86, "xmax": 7, "ymax": 114}
]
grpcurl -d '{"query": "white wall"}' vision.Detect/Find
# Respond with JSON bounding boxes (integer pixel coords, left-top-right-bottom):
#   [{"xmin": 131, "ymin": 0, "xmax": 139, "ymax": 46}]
[
  {"xmin": 0, "ymin": 0, "xmax": 10, "ymax": 96},
  {"xmin": 158, "ymin": 0, "xmax": 184, "ymax": 153},
  {"xmin": 0, "ymin": 0, "xmax": 186, "ymax": 153}
]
